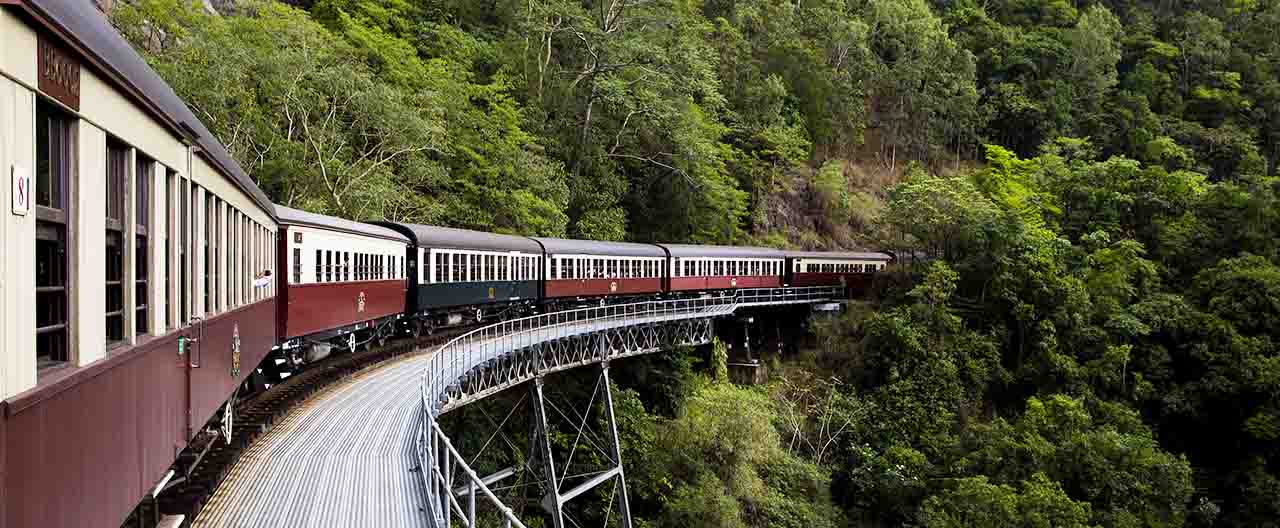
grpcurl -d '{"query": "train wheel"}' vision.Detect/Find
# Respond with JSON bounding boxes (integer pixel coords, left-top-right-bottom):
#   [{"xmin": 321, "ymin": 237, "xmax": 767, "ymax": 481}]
[
  {"xmin": 475, "ymin": 308, "xmax": 484, "ymax": 323},
  {"xmin": 346, "ymin": 333, "xmax": 357, "ymax": 353},
  {"xmin": 424, "ymin": 320, "xmax": 436, "ymax": 336},
  {"xmin": 410, "ymin": 321, "xmax": 422, "ymax": 339},
  {"xmin": 375, "ymin": 331, "xmax": 387, "ymax": 348}
]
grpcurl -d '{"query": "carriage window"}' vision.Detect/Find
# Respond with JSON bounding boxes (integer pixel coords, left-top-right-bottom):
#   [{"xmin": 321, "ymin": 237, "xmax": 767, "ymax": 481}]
[
  {"xmin": 35, "ymin": 101, "xmax": 75, "ymax": 366},
  {"xmin": 131, "ymin": 153, "xmax": 153, "ymax": 332},
  {"xmin": 434, "ymin": 252, "xmax": 444, "ymax": 283},
  {"xmin": 203, "ymin": 193, "xmax": 213, "ymax": 315},
  {"xmin": 105, "ymin": 139, "xmax": 129, "ymax": 345},
  {"xmin": 178, "ymin": 178, "xmax": 191, "ymax": 324}
]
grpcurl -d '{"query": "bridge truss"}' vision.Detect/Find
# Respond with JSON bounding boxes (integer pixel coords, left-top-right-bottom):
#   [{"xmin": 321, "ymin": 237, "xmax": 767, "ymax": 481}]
[{"xmin": 416, "ymin": 287, "xmax": 842, "ymax": 527}]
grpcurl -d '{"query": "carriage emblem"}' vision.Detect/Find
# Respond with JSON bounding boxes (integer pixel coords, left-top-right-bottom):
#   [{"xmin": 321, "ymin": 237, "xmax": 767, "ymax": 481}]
[
  {"xmin": 488, "ymin": 287, "xmax": 496, "ymax": 299},
  {"xmin": 731, "ymin": 278, "xmax": 737, "ymax": 287},
  {"xmin": 230, "ymin": 324, "xmax": 241, "ymax": 378},
  {"xmin": 357, "ymin": 292, "xmax": 367, "ymax": 313},
  {"xmin": 839, "ymin": 276, "xmax": 847, "ymax": 288},
  {"xmin": 610, "ymin": 281, "xmax": 618, "ymax": 293}
]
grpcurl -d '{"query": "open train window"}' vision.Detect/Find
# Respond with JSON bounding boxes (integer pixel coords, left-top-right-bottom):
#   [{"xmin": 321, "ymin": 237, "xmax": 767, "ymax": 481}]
[
  {"xmin": 178, "ymin": 179, "xmax": 188, "ymax": 322},
  {"xmin": 36, "ymin": 100, "xmax": 74, "ymax": 368},
  {"xmin": 135, "ymin": 155, "xmax": 152, "ymax": 333},
  {"xmin": 292, "ymin": 248, "xmax": 301, "ymax": 284},
  {"xmin": 204, "ymin": 193, "xmax": 213, "ymax": 315},
  {"xmin": 106, "ymin": 138, "xmax": 128, "ymax": 346}
]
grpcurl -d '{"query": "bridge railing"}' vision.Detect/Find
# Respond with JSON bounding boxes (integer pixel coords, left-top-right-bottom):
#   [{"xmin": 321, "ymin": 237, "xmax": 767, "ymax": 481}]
[{"xmin": 417, "ymin": 286, "xmax": 840, "ymax": 527}]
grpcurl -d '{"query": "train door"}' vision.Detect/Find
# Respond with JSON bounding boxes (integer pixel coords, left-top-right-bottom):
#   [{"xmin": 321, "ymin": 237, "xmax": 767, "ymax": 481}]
[{"xmin": 180, "ymin": 318, "xmax": 204, "ymax": 440}]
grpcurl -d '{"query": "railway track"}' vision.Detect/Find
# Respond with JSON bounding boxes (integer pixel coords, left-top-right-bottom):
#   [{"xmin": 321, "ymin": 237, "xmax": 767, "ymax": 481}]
[{"xmin": 121, "ymin": 326, "xmax": 473, "ymax": 528}]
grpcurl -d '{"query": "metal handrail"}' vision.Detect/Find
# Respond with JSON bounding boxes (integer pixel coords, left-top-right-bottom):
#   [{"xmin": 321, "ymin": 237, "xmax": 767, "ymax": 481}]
[{"xmin": 416, "ymin": 286, "xmax": 839, "ymax": 527}]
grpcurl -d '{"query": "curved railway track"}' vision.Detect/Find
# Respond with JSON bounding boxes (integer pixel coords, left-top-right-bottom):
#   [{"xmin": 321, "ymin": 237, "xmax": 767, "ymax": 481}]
[{"xmin": 122, "ymin": 327, "xmax": 472, "ymax": 528}]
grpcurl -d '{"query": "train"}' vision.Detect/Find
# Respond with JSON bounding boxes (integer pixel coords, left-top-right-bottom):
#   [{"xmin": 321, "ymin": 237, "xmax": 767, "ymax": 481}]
[
  {"xmin": 0, "ymin": 3, "xmax": 889, "ymax": 527},
  {"xmin": 267, "ymin": 207, "xmax": 890, "ymax": 386}
]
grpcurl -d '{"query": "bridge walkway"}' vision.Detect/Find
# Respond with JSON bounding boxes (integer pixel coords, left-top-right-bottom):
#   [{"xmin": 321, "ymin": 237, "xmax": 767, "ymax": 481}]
[{"xmin": 193, "ymin": 352, "xmax": 433, "ymax": 527}]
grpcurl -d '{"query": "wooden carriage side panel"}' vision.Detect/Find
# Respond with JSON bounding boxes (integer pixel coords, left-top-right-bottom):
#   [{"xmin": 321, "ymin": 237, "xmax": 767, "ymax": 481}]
[{"xmin": 283, "ymin": 280, "xmax": 406, "ymax": 340}]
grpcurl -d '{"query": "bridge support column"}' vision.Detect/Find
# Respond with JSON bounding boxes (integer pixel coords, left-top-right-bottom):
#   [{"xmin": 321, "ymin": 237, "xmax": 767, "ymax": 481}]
[
  {"xmin": 601, "ymin": 363, "xmax": 634, "ymax": 528},
  {"xmin": 530, "ymin": 375, "xmax": 565, "ymax": 528},
  {"xmin": 528, "ymin": 363, "xmax": 634, "ymax": 528}
]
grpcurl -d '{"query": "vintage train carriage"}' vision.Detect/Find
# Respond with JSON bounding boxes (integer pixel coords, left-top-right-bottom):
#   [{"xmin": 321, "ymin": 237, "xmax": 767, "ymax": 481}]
[
  {"xmin": 786, "ymin": 251, "xmax": 892, "ymax": 294},
  {"xmin": 659, "ymin": 244, "xmax": 786, "ymax": 292},
  {"xmin": 535, "ymin": 237, "xmax": 666, "ymax": 300},
  {"xmin": 0, "ymin": 3, "xmax": 279, "ymax": 527},
  {"xmin": 377, "ymin": 223, "xmax": 544, "ymax": 324},
  {"xmin": 275, "ymin": 206, "xmax": 408, "ymax": 353}
]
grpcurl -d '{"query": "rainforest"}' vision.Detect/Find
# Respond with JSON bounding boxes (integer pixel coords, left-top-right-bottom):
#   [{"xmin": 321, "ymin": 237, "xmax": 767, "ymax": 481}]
[{"xmin": 112, "ymin": 0, "xmax": 1280, "ymax": 525}]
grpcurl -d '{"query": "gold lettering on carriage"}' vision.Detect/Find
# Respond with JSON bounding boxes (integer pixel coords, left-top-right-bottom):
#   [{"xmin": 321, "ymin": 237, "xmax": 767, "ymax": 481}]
[{"xmin": 37, "ymin": 37, "xmax": 80, "ymax": 110}]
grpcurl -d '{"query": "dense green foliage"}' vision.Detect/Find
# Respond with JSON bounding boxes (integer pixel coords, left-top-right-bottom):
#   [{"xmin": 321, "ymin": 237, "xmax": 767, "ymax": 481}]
[{"xmin": 111, "ymin": 0, "xmax": 1280, "ymax": 525}]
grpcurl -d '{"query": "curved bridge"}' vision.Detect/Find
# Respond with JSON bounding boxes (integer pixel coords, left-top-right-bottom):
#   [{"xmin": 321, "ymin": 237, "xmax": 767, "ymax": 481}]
[{"xmin": 416, "ymin": 286, "xmax": 842, "ymax": 528}]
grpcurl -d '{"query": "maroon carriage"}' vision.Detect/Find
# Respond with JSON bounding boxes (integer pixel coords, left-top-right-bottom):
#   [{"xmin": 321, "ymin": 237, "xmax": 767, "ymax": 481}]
[
  {"xmin": 658, "ymin": 244, "xmax": 786, "ymax": 292},
  {"xmin": 275, "ymin": 206, "xmax": 410, "ymax": 355},
  {"xmin": 785, "ymin": 251, "xmax": 892, "ymax": 294},
  {"xmin": 534, "ymin": 237, "xmax": 667, "ymax": 301}
]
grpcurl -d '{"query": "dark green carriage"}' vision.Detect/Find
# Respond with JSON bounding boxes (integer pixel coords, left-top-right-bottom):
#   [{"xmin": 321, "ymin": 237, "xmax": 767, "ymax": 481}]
[{"xmin": 370, "ymin": 222, "xmax": 545, "ymax": 320}]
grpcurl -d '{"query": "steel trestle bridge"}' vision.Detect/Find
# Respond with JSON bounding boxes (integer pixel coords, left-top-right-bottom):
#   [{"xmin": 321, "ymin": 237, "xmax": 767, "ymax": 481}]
[{"xmin": 417, "ymin": 286, "xmax": 842, "ymax": 528}]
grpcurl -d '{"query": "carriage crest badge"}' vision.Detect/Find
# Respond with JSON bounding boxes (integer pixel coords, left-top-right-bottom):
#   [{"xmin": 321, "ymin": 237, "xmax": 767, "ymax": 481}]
[
  {"xmin": 357, "ymin": 291, "xmax": 367, "ymax": 313},
  {"xmin": 610, "ymin": 281, "xmax": 618, "ymax": 293},
  {"xmin": 230, "ymin": 324, "xmax": 241, "ymax": 378}
]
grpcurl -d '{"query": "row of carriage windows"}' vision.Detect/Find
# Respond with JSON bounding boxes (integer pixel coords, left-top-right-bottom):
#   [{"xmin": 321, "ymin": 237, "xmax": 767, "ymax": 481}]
[
  {"xmin": 552, "ymin": 257, "xmax": 664, "ymax": 280},
  {"xmin": 432, "ymin": 252, "xmax": 541, "ymax": 283},
  {"xmin": 804, "ymin": 263, "xmax": 882, "ymax": 273},
  {"xmin": 36, "ymin": 99, "xmax": 274, "ymax": 370},
  {"xmin": 311, "ymin": 250, "xmax": 402, "ymax": 283},
  {"xmin": 674, "ymin": 259, "xmax": 779, "ymax": 278}
]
